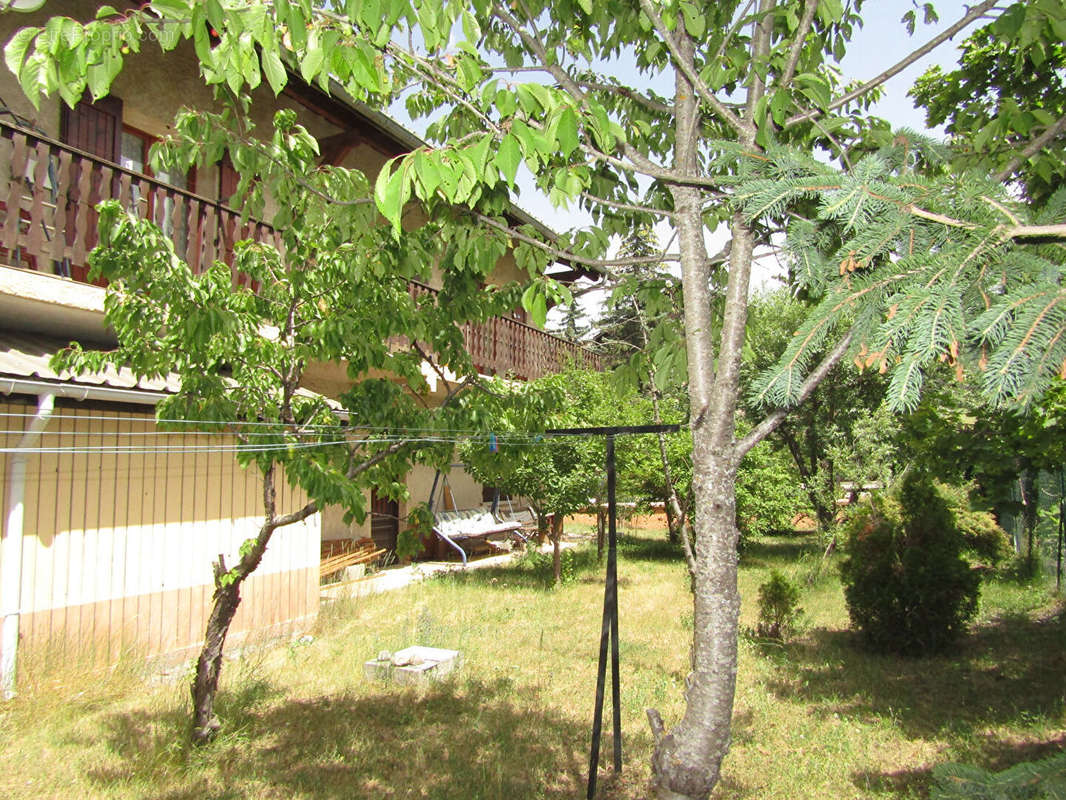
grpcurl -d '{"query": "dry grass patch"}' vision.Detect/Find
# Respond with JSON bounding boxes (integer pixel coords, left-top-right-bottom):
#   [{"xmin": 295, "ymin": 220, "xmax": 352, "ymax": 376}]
[{"xmin": 0, "ymin": 530, "xmax": 1062, "ymax": 799}]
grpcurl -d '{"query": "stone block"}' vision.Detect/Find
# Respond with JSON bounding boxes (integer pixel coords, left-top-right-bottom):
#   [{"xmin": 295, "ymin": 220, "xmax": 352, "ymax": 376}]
[{"xmin": 363, "ymin": 646, "xmax": 462, "ymax": 685}]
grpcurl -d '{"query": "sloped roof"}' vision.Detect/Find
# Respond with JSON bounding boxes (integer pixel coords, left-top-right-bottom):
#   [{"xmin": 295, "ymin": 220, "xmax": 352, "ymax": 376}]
[
  {"xmin": 0, "ymin": 330, "xmax": 345, "ymax": 410},
  {"xmin": 0, "ymin": 330, "xmax": 180, "ymax": 393}
]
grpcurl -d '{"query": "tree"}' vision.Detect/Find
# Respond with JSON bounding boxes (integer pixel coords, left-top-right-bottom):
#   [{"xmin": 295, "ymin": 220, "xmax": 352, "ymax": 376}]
[
  {"xmin": 16, "ymin": 2, "xmax": 1066, "ymax": 797},
  {"xmin": 912, "ymin": 4, "xmax": 1066, "ymax": 205},
  {"xmin": 39, "ymin": 100, "xmax": 527, "ymax": 741},
  {"xmin": 897, "ymin": 378, "xmax": 1066, "ymax": 564}
]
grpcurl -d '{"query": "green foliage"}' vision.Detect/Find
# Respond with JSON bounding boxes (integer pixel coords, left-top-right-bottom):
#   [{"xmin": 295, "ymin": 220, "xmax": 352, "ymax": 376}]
[
  {"xmin": 840, "ymin": 472, "xmax": 983, "ymax": 656},
  {"xmin": 739, "ymin": 141, "xmax": 1066, "ymax": 414},
  {"xmin": 48, "ymin": 96, "xmax": 532, "ymax": 548},
  {"xmin": 735, "ymin": 437, "xmax": 805, "ymax": 539},
  {"xmin": 14, "ymin": 0, "xmax": 1066, "ymax": 792},
  {"xmin": 934, "ymin": 482, "xmax": 1015, "ymax": 566},
  {"xmin": 931, "ymin": 753, "xmax": 1066, "ymax": 800},
  {"xmin": 743, "ymin": 289, "xmax": 893, "ymax": 529},
  {"xmin": 912, "ymin": 2, "xmax": 1066, "ymax": 205},
  {"xmin": 755, "ymin": 569, "xmax": 803, "ymax": 640},
  {"xmin": 897, "ymin": 378, "xmax": 1066, "ymax": 537},
  {"xmin": 519, "ymin": 546, "xmax": 584, "ymax": 586},
  {"xmin": 461, "ymin": 369, "xmax": 646, "ymax": 522}
]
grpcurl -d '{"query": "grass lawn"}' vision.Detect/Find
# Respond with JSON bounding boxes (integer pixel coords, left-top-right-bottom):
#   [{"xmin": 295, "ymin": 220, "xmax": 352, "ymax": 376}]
[{"xmin": 1, "ymin": 522, "xmax": 1063, "ymax": 799}]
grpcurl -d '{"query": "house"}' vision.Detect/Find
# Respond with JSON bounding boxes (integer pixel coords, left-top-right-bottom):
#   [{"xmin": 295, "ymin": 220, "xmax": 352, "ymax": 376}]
[{"xmin": 0, "ymin": 1, "xmax": 599, "ymax": 690}]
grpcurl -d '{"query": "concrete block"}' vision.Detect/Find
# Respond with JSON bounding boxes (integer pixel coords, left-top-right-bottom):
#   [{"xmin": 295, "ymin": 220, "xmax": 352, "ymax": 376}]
[{"xmin": 363, "ymin": 646, "xmax": 462, "ymax": 685}]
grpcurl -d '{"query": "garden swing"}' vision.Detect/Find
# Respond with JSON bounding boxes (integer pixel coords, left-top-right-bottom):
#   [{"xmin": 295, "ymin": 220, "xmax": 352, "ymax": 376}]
[{"xmin": 426, "ymin": 469, "xmax": 531, "ymax": 566}]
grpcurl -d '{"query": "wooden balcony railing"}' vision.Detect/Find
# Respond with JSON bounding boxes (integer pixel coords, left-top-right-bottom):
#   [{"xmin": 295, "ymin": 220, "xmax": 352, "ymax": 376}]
[{"xmin": 0, "ymin": 119, "xmax": 600, "ymax": 380}]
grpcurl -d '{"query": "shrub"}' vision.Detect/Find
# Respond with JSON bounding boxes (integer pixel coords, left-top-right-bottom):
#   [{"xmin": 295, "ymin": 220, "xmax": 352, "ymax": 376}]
[
  {"xmin": 735, "ymin": 439, "xmax": 805, "ymax": 540},
  {"xmin": 935, "ymin": 481, "xmax": 1013, "ymax": 566},
  {"xmin": 931, "ymin": 753, "xmax": 1066, "ymax": 799},
  {"xmin": 756, "ymin": 569, "xmax": 803, "ymax": 640},
  {"xmin": 840, "ymin": 472, "xmax": 981, "ymax": 656}
]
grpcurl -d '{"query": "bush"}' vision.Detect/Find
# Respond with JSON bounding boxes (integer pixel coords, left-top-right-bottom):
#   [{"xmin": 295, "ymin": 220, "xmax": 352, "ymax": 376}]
[
  {"xmin": 840, "ymin": 472, "xmax": 981, "ymax": 656},
  {"xmin": 935, "ymin": 482, "xmax": 1013, "ymax": 566},
  {"xmin": 735, "ymin": 439, "xmax": 805, "ymax": 540},
  {"xmin": 931, "ymin": 753, "xmax": 1066, "ymax": 799},
  {"xmin": 756, "ymin": 569, "xmax": 803, "ymax": 640}
]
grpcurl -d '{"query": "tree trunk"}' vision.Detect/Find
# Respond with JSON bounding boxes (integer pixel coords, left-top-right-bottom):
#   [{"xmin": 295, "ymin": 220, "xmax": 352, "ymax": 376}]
[
  {"xmin": 187, "ymin": 465, "xmax": 303, "ymax": 744},
  {"xmin": 650, "ymin": 55, "xmax": 761, "ymax": 791},
  {"xmin": 664, "ymin": 500, "xmax": 677, "ymax": 543},
  {"xmin": 1021, "ymin": 467, "xmax": 1039, "ymax": 570},
  {"xmin": 651, "ymin": 452, "xmax": 741, "ymax": 798},
  {"xmin": 536, "ymin": 512, "xmax": 549, "ymax": 545},
  {"xmin": 191, "ymin": 578, "xmax": 243, "ymax": 743},
  {"xmin": 597, "ymin": 508, "xmax": 606, "ymax": 560},
  {"xmin": 778, "ymin": 426, "xmax": 834, "ymax": 531}
]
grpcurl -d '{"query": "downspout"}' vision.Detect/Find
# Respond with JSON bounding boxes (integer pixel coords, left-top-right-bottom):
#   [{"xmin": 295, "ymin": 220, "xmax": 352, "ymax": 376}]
[{"xmin": 1, "ymin": 392, "xmax": 55, "ymax": 699}]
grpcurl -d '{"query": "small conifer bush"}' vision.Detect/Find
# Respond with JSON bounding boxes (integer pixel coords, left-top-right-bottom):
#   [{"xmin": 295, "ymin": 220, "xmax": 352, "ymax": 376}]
[
  {"xmin": 840, "ymin": 472, "xmax": 981, "ymax": 656},
  {"xmin": 756, "ymin": 569, "xmax": 803, "ymax": 640}
]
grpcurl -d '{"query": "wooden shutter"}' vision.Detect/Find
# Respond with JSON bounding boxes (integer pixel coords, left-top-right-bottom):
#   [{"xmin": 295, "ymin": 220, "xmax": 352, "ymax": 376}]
[
  {"xmin": 60, "ymin": 95, "xmax": 122, "ymax": 161},
  {"xmin": 370, "ymin": 490, "xmax": 400, "ymax": 553},
  {"xmin": 218, "ymin": 154, "xmax": 239, "ymax": 204}
]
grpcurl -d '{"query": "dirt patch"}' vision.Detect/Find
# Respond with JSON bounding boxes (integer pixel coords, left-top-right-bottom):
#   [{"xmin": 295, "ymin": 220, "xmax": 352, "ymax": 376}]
[{"xmin": 566, "ymin": 511, "xmax": 669, "ymax": 531}]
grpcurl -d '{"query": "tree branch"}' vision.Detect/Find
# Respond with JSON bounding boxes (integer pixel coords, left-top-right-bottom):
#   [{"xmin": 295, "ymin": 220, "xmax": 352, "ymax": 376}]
[
  {"xmin": 735, "ymin": 329, "xmax": 854, "ymax": 459},
  {"xmin": 580, "ymin": 191, "xmax": 677, "ymax": 218},
  {"xmin": 468, "ymin": 210, "xmax": 680, "ymax": 270},
  {"xmin": 993, "ymin": 112, "xmax": 1066, "ymax": 183},
  {"xmin": 784, "ymin": 0, "xmax": 999, "ymax": 128},
  {"xmin": 491, "ymin": 3, "xmax": 675, "ymax": 184},
  {"xmin": 636, "ymin": 0, "xmax": 747, "ymax": 136},
  {"xmin": 270, "ymin": 498, "xmax": 320, "ymax": 530},
  {"xmin": 745, "ymin": 0, "xmax": 777, "ymax": 124},
  {"xmin": 576, "ymin": 79, "xmax": 674, "ymax": 117},
  {"xmin": 779, "ymin": 0, "xmax": 819, "ymax": 89}
]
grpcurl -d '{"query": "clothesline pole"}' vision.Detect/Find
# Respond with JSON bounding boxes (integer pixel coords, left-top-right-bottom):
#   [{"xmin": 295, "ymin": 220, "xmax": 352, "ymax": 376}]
[{"xmin": 546, "ymin": 423, "xmax": 679, "ymax": 799}]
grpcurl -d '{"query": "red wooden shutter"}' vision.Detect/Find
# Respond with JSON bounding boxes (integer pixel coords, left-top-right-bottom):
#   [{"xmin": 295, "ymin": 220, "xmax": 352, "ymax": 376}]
[
  {"xmin": 218, "ymin": 154, "xmax": 239, "ymax": 204},
  {"xmin": 60, "ymin": 95, "xmax": 122, "ymax": 161},
  {"xmin": 60, "ymin": 95, "xmax": 122, "ymax": 284}
]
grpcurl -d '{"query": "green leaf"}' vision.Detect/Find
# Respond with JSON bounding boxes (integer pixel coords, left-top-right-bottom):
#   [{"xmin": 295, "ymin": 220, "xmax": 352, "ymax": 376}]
[
  {"xmin": 522, "ymin": 284, "xmax": 548, "ymax": 328},
  {"xmin": 300, "ymin": 35, "xmax": 324, "ymax": 84},
  {"xmin": 5, "ymin": 27, "xmax": 39, "ymax": 83},
  {"xmin": 994, "ymin": 3, "xmax": 1025, "ymax": 36},
  {"xmin": 461, "ymin": 9, "xmax": 481, "ymax": 42},
  {"xmin": 86, "ymin": 53, "xmax": 122, "ymax": 101},
  {"xmin": 409, "ymin": 151, "xmax": 439, "ymax": 199},
  {"xmin": 679, "ymin": 3, "xmax": 706, "ymax": 38},
  {"xmin": 374, "ymin": 155, "xmax": 402, "ymax": 233},
  {"xmin": 494, "ymin": 133, "xmax": 522, "ymax": 186},
  {"xmin": 556, "ymin": 106, "xmax": 579, "ymax": 157},
  {"xmin": 817, "ymin": 0, "xmax": 844, "ymax": 25},
  {"xmin": 261, "ymin": 47, "xmax": 287, "ymax": 95}
]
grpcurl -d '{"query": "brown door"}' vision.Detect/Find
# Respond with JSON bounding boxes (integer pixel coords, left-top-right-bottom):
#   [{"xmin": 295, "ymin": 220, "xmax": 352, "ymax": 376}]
[{"xmin": 370, "ymin": 489, "xmax": 399, "ymax": 553}]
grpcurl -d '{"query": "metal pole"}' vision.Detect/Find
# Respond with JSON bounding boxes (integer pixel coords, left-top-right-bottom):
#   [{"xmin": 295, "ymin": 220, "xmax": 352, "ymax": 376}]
[
  {"xmin": 607, "ymin": 435, "xmax": 622, "ymax": 772},
  {"xmin": 546, "ymin": 425, "xmax": 678, "ymax": 799},
  {"xmin": 587, "ymin": 434, "xmax": 622, "ymax": 798},
  {"xmin": 587, "ymin": 522, "xmax": 613, "ymax": 799}
]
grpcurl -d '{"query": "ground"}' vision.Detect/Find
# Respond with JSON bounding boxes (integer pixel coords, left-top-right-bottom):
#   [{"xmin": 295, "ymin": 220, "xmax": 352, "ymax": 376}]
[{"xmin": 0, "ymin": 517, "xmax": 1062, "ymax": 799}]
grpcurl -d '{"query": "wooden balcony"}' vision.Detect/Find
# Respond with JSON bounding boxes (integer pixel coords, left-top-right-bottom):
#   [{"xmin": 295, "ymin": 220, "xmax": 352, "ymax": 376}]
[{"xmin": 0, "ymin": 120, "xmax": 600, "ymax": 381}]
